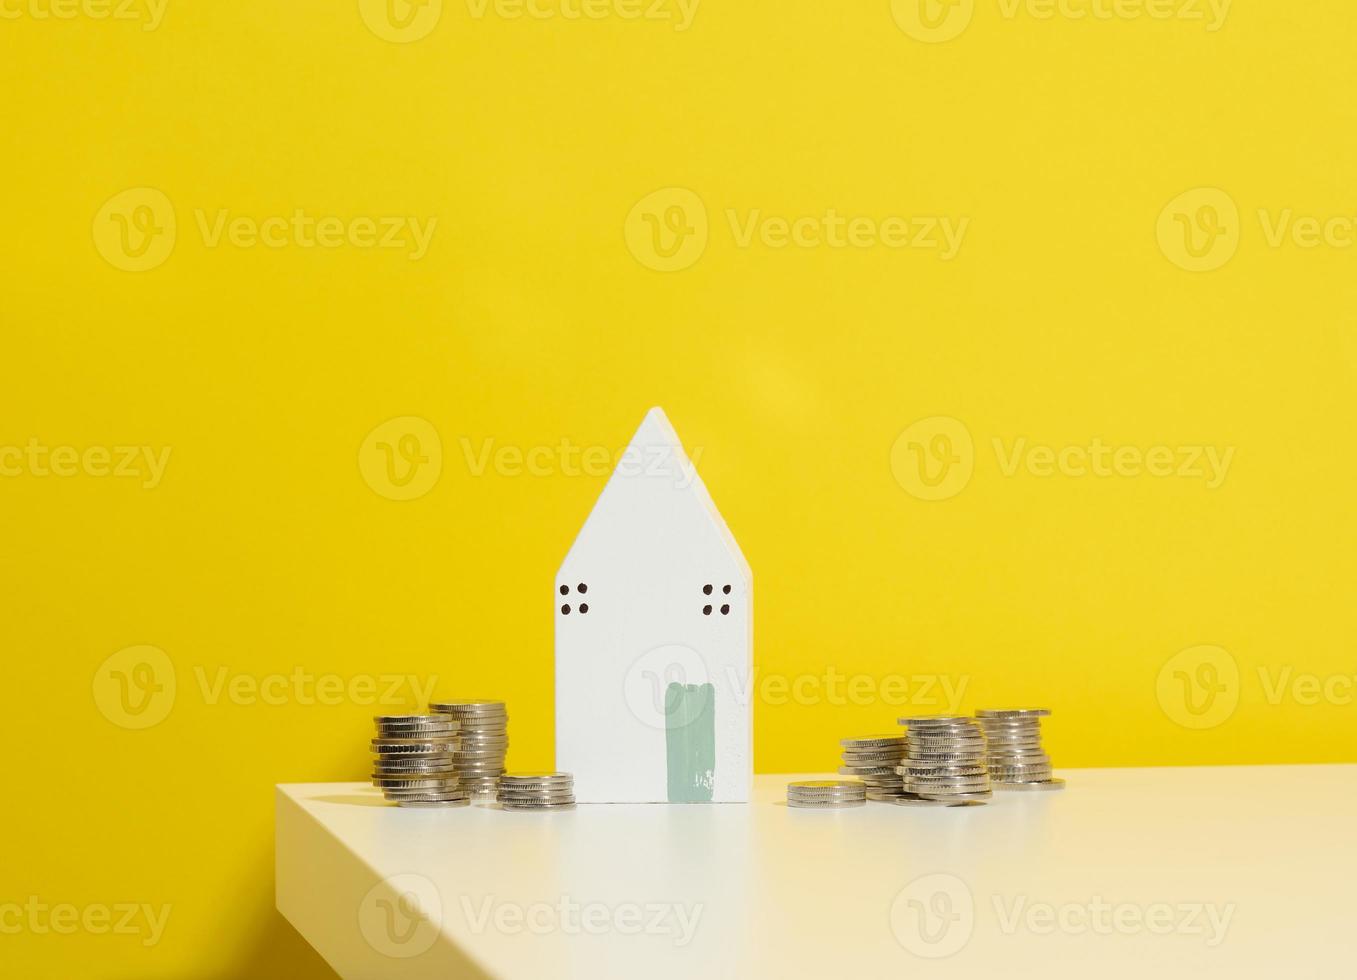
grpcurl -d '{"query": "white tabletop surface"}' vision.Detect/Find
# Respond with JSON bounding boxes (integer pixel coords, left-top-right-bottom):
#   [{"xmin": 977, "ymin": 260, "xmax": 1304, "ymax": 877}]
[{"xmin": 277, "ymin": 766, "xmax": 1356, "ymax": 979}]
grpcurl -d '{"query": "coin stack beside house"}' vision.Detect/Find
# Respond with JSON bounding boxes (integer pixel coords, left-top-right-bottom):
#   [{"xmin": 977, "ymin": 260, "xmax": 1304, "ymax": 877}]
[
  {"xmin": 370, "ymin": 714, "xmax": 467, "ymax": 808},
  {"xmin": 978, "ymin": 708, "xmax": 1066, "ymax": 790},
  {"xmin": 786, "ymin": 779, "xmax": 867, "ymax": 808},
  {"xmin": 497, "ymin": 772, "xmax": 576, "ymax": 810},
  {"xmin": 838, "ymin": 734, "xmax": 908, "ymax": 802},
  {"xmin": 895, "ymin": 715, "xmax": 992, "ymax": 806},
  {"xmin": 430, "ymin": 699, "xmax": 508, "ymax": 798}
]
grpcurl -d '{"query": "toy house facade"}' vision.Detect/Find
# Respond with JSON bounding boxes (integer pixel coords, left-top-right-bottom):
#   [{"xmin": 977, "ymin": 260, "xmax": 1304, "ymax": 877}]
[{"xmin": 555, "ymin": 408, "xmax": 752, "ymax": 803}]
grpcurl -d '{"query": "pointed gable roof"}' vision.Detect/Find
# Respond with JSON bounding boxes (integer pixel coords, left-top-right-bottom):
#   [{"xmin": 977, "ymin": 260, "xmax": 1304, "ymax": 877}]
[{"xmin": 559, "ymin": 407, "xmax": 750, "ymax": 582}]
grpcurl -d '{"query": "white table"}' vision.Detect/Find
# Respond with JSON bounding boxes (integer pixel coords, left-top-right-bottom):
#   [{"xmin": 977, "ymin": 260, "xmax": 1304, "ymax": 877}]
[{"xmin": 277, "ymin": 767, "xmax": 1356, "ymax": 979}]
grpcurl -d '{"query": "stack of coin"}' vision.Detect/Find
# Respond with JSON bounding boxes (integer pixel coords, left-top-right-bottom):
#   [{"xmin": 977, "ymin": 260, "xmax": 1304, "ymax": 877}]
[
  {"xmin": 896, "ymin": 715, "xmax": 992, "ymax": 805},
  {"xmin": 497, "ymin": 772, "xmax": 575, "ymax": 811},
  {"xmin": 978, "ymin": 708, "xmax": 1065, "ymax": 790},
  {"xmin": 839, "ymin": 735, "xmax": 907, "ymax": 802},
  {"xmin": 371, "ymin": 714, "xmax": 467, "ymax": 808},
  {"xmin": 786, "ymin": 779, "xmax": 867, "ymax": 808},
  {"xmin": 430, "ymin": 699, "xmax": 507, "ymax": 798}
]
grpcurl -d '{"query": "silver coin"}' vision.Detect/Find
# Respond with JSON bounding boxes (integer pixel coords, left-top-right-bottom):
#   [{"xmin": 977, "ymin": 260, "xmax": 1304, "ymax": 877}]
[
  {"xmin": 790, "ymin": 796, "xmax": 867, "ymax": 805},
  {"xmin": 374, "ymin": 714, "xmax": 452, "ymax": 724},
  {"xmin": 893, "ymin": 793, "xmax": 980, "ymax": 808},
  {"xmin": 908, "ymin": 730, "xmax": 986, "ymax": 741},
  {"xmin": 789, "ymin": 782, "xmax": 867, "ymax": 792},
  {"xmin": 373, "ymin": 762, "xmax": 458, "ymax": 775},
  {"xmin": 908, "ymin": 781, "xmax": 992, "ymax": 795},
  {"xmin": 396, "ymin": 798, "xmax": 470, "ymax": 808},
  {"xmin": 373, "ymin": 776, "xmax": 458, "ymax": 789},
  {"xmin": 916, "ymin": 789, "xmax": 993, "ymax": 802},
  {"xmin": 907, "ymin": 755, "xmax": 986, "ymax": 766},
  {"xmin": 499, "ymin": 777, "xmax": 572, "ymax": 787},
  {"xmin": 497, "ymin": 780, "xmax": 573, "ymax": 791},
  {"xmin": 502, "ymin": 781, "xmax": 580, "ymax": 792},
  {"xmin": 374, "ymin": 769, "xmax": 458, "ymax": 781},
  {"xmin": 907, "ymin": 775, "xmax": 991, "ymax": 788},
  {"xmin": 977, "ymin": 708, "xmax": 1050, "ymax": 718},
  {"xmin": 500, "ymin": 801, "xmax": 576, "ymax": 811},
  {"xmin": 375, "ymin": 728, "xmax": 457, "ymax": 740},
  {"xmin": 908, "ymin": 771, "xmax": 992, "ymax": 784},
  {"xmin": 835, "ymin": 732, "xmax": 901, "ymax": 749},
  {"xmin": 789, "ymin": 780, "xmax": 861, "ymax": 791},
  {"xmin": 373, "ymin": 751, "xmax": 457, "ymax": 764},
  {"xmin": 909, "ymin": 729, "xmax": 986, "ymax": 740},
  {"xmin": 431, "ymin": 700, "xmax": 506, "ymax": 713},
  {"xmin": 499, "ymin": 795, "xmax": 577, "ymax": 806},
  {"xmin": 989, "ymin": 763, "xmax": 1052, "ymax": 773},
  {"xmin": 499, "ymin": 782, "xmax": 572, "ymax": 791},
  {"xmin": 372, "ymin": 736, "xmax": 460, "ymax": 747},
  {"xmin": 372, "ymin": 739, "xmax": 460, "ymax": 753},
  {"xmin": 993, "ymin": 778, "xmax": 1066, "ymax": 791},
  {"xmin": 379, "ymin": 788, "xmax": 461, "ymax": 799},
  {"xmin": 374, "ymin": 717, "xmax": 457, "ymax": 729}
]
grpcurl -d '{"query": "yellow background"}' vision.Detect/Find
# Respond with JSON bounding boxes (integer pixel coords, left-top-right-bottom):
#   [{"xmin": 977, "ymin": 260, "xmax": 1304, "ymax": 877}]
[{"xmin": 3, "ymin": 1, "xmax": 1355, "ymax": 976}]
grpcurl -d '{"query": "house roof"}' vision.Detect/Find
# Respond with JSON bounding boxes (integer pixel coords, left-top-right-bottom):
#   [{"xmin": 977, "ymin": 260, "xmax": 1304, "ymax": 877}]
[{"xmin": 557, "ymin": 407, "xmax": 750, "ymax": 583}]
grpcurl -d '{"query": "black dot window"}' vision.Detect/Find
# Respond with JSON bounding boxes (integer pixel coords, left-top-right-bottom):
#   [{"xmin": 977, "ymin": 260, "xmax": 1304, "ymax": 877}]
[
  {"xmin": 703, "ymin": 585, "xmax": 733, "ymax": 615},
  {"xmin": 560, "ymin": 583, "xmax": 590, "ymax": 614}
]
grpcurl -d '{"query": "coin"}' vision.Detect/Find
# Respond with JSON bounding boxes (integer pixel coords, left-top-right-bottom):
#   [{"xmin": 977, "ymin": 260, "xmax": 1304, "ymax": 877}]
[
  {"xmin": 373, "ymin": 776, "xmax": 458, "ymax": 789},
  {"xmin": 839, "ymin": 735, "xmax": 905, "ymax": 747},
  {"xmin": 916, "ymin": 789, "xmax": 992, "ymax": 802},
  {"xmin": 496, "ymin": 768, "xmax": 575, "ymax": 808},
  {"xmin": 371, "ymin": 740, "xmax": 460, "ymax": 755},
  {"xmin": 979, "ymin": 708, "xmax": 1060, "ymax": 790},
  {"xmin": 993, "ymin": 778, "xmax": 1067, "ymax": 791}
]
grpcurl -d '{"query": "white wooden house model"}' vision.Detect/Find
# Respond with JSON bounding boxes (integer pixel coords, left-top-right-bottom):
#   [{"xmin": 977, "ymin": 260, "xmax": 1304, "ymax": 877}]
[{"xmin": 554, "ymin": 408, "xmax": 752, "ymax": 803}]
